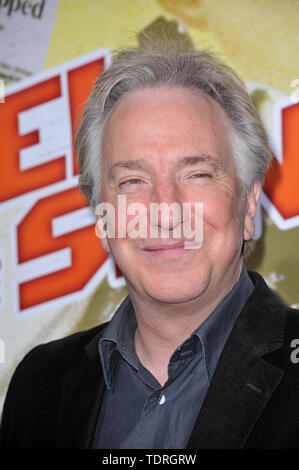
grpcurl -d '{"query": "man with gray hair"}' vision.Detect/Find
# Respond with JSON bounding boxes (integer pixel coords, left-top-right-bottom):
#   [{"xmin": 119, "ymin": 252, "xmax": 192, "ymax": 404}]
[{"xmin": 1, "ymin": 38, "xmax": 299, "ymax": 449}]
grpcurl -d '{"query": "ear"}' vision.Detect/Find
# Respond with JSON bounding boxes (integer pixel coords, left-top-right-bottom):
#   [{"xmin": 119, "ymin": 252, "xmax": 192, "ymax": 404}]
[
  {"xmin": 95, "ymin": 217, "xmax": 111, "ymax": 254},
  {"xmin": 243, "ymin": 180, "xmax": 261, "ymax": 241}
]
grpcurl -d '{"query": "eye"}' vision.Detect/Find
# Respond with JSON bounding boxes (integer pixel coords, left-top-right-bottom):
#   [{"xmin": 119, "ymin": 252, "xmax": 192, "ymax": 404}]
[
  {"xmin": 117, "ymin": 178, "xmax": 148, "ymax": 192},
  {"xmin": 189, "ymin": 173, "xmax": 211, "ymax": 179},
  {"xmin": 119, "ymin": 178, "xmax": 145, "ymax": 186}
]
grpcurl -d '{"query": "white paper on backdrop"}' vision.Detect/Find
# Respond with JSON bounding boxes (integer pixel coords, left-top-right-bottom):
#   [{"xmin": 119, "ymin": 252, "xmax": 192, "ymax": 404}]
[{"xmin": 0, "ymin": 0, "xmax": 58, "ymax": 84}]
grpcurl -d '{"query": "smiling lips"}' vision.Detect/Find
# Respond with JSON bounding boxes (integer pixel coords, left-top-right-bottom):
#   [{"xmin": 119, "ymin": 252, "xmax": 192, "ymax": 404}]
[{"xmin": 142, "ymin": 241, "xmax": 195, "ymax": 258}]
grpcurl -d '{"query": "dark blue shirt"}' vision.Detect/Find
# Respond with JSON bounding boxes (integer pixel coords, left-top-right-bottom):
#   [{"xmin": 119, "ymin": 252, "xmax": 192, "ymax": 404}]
[{"xmin": 93, "ymin": 266, "xmax": 254, "ymax": 449}]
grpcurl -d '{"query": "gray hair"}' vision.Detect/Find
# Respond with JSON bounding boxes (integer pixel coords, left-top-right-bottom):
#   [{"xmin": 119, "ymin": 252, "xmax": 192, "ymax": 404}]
[{"xmin": 76, "ymin": 39, "xmax": 271, "ymax": 254}]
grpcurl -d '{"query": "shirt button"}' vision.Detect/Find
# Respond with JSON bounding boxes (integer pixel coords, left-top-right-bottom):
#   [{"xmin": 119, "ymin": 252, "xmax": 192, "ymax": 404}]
[{"xmin": 157, "ymin": 393, "xmax": 166, "ymax": 405}]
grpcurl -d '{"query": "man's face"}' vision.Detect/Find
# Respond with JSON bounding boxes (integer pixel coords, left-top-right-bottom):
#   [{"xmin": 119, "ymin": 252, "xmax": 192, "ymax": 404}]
[{"xmin": 99, "ymin": 86, "xmax": 258, "ymax": 307}]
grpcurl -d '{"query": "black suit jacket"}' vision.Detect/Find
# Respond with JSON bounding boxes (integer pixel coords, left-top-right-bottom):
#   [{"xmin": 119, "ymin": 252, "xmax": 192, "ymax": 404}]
[{"xmin": 0, "ymin": 271, "xmax": 299, "ymax": 449}]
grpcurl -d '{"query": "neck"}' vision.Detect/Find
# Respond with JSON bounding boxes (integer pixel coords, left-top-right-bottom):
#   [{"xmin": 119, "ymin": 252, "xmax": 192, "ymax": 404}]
[{"xmin": 131, "ymin": 259, "xmax": 244, "ymax": 385}]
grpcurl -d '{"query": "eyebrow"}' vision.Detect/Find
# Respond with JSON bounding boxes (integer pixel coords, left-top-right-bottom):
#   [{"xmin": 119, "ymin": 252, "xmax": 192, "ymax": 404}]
[
  {"xmin": 108, "ymin": 155, "xmax": 221, "ymax": 180},
  {"xmin": 107, "ymin": 160, "xmax": 147, "ymax": 181},
  {"xmin": 110, "ymin": 159, "xmax": 146, "ymax": 171},
  {"xmin": 178, "ymin": 155, "xmax": 221, "ymax": 172}
]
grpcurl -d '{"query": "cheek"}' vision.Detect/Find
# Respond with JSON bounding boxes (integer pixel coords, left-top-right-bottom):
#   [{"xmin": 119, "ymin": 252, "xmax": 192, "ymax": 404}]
[
  {"xmin": 105, "ymin": 237, "xmax": 132, "ymax": 275},
  {"xmin": 114, "ymin": 199, "xmax": 148, "ymax": 239},
  {"xmin": 199, "ymin": 190, "xmax": 241, "ymax": 234}
]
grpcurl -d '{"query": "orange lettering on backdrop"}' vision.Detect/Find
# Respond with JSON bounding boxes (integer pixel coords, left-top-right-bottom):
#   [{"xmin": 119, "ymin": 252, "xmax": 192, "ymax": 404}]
[
  {"xmin": 17, "ymin": 187, "xmax": 107, "ymax": 310},
  {"xmin": 8, "ymin": 54, "xmax": 111, "ymax": 312},
  {"xmin": 0, "ymin": 77, "xmax": 66, "ymax": 202},
  {"xmin": 264, "ymin": 102, "xmax": 299, "ymax": 219},
  {"xmin": 68, "ymin": 58, "xmax": 105, "ymax": 175}
]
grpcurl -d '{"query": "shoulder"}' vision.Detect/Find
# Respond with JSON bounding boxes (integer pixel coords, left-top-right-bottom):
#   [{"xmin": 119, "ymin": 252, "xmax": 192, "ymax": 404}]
[
  {"xmin": 247, "ymin": 270, "xmax": 299, "ymax": 365},
  {"xmin": 0, "ymin": 322, "xmax": 108, "ymax": 418},
  {"xmin": 248, "ymin": 270, "xmax": 299, "ymax": 324},
  {"xmin": 0, "ymin": 322, "xmax": 107, "ymax": 447},
  {"xmin": 15, "ymin": 322, "xmax": 108, "ymax": 379}
]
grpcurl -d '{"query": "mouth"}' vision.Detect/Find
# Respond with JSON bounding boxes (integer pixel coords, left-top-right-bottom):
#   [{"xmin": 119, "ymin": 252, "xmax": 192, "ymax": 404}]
[{"xmin": 142, "ymin": 240, "xmax": 199, "ymax": 259}]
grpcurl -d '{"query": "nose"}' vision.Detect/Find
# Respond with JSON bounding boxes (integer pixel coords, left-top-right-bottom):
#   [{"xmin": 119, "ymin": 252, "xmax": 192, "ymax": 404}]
[{"xmin": 149, "ymin": 179, "xmax": 183, "ymax": 233}]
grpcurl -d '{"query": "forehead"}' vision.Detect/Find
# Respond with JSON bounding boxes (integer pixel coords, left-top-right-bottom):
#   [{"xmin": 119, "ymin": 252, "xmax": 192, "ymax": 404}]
[{"xmin": 102, "ymin": 85, "xmax": 233, "ymax": 167}]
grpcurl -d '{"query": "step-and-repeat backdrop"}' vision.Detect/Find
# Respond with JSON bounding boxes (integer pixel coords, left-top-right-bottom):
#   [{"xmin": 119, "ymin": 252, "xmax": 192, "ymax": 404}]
[{"xmin": 0, "ymin": 0, "xmax": 298, "ymax": 418}]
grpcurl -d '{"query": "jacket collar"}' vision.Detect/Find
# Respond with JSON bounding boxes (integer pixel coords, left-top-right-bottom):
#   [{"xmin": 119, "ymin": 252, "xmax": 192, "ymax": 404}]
[
  {"xmin": 187, "ymin": 271, "xmax": 286, "ymax": 449},
  {"xmin": 55, "ymin": 326, "xmax": 107, "ymax": 449}
]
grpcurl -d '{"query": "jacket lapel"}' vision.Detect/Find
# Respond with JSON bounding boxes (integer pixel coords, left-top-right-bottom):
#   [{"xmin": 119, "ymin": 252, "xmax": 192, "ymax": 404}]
[
  {"xmin": 56, "ymin": 331, "xmax": 106, "ymax": 449},
  {"xmin": 187, "ymin": 325, "xmax": 283, "ymax": 448},
  {"xmin": 187, "ymin": 272, "xmax": 285, "ymax": 449}
]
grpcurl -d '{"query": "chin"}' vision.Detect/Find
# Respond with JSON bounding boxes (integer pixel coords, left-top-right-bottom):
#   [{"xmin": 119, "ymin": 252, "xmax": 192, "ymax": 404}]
[
  {"xmin": 141, "ymin": 278, "xmax": 206, "ymax": 305},
  {"xmin": 146, "ymin": 291, "xmax": 202, "ymax": 306}
]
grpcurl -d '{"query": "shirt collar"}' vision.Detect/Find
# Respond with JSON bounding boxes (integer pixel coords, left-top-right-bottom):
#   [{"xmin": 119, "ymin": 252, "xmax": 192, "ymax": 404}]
[
  {"xmin": 98, "ymin": 296, "xmax": 137, "ymax": 389},
  {"xmin": 98, "ymin": 265, "xmax": 253, "ymax": 389},
  {"xmin": 192, "ymin": 265, "xmax": 254, "ymax": 383}
]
